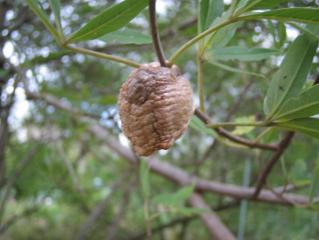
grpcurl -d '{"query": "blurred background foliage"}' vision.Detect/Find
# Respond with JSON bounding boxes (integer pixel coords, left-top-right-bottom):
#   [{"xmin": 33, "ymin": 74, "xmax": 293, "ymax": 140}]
[{"xmin": 0, "ymin": 0, "xmax": 319, "ymax": 239}]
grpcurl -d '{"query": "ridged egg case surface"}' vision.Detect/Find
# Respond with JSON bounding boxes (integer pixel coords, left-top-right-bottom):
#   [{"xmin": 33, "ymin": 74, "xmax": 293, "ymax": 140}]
[{"xmin": 119, "ymin": 62, "xmax": 193, "ymax": 156}]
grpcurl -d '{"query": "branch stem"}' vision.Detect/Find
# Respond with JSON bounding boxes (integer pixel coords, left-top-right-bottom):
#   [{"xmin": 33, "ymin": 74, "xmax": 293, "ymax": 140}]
[
  {"xmin": 194, "ymin": 109, "xmax": 278, "ymax": 151},
  {"xmin": 197, "ymin": 52, "xmax": 205, "ymax": 112},
  {"xmin": 208, "ymin": 121, "xmax": 267, "ymax": 128},
  {"xmin": 149, "ymin": 0, "xmax": 167, "ymax": 66},
  {"xmin": 252, "ymin": 132, "xmax": 295, "ymax": 198},
  {"xmin": 65, "ymin": 45, "xmax": 140, "ymax": 68},
  {"xmin": 169, "ymin": 18, "xmax": 239, "ymax": 63}
]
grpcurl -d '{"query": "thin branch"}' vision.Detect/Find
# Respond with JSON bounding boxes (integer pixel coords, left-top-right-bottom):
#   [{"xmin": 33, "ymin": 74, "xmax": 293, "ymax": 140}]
[
  {"xmin": 65, "ymin": 45, "xmax": 140, "ymax": 68},
  {"xmin": 197, "ymin": 52, "xmax": 205, "ymax": 111},
  {"xmin": 252, "ymin": 132, "xmax": 295, "ymax": 199},
  {"xmin": 149, "ymin": 0, "xmax": 167, "ymax": 66},
  {"xmin": 169, "ymin": 18, "xmax": 238, "ymax": 63},
  {"xmin": 194, "ymin": 109, "xmax": 278, "ymax": 151},
  {"xmin": 189, "ymin": 193, "xmax": 235, "ymax": 240}
]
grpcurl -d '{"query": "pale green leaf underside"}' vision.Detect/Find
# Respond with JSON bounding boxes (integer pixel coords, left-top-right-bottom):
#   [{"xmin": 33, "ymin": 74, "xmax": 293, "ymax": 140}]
[
  {"xmin": 208, "ymin": 46, "xmax": 279, "ymax": 61},
  {"xmin": 277, "ymin": 118, "xmax": 319, "ymax": 139},
  {"xmin": 99, "ymin": 28, "xmax": 151, "ymax": 45},
  {"xmin": 264, "ymin": 34, "xmax": 318, "ymax": 119},
  {"xmin": 242, "ymin": 8, "xmax": 319, "ymax": 24},
  {"xmin": 207, "ymin": 60, "xmax": 265, "ymax": 79},
  {"xmin": 274, "ymin": 85, "xmax": 319, "ymax": 121}
]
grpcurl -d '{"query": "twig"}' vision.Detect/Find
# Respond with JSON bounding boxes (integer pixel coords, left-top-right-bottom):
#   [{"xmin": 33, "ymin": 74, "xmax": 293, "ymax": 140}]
[
  {"xmin": 194, "ymin": 109, "xmax": 278, "ymax": 151},
  {"xmin": 170, "ymin": 18, "xmax": 238, "ymax": 63},
  {"xmin": 149, "ymin": 0, "xmax": 167, "ymax": 66},
  {"xmin": 252, "ymin": 131, "xmax": 295, "ymax": 199},
  {"xmin": 65, "ymin": 45, "xmax": 140, "ymax": 68}
]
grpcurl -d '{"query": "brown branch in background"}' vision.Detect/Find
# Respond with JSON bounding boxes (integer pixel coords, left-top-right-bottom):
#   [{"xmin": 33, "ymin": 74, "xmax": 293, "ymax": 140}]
[
  {"xmin": 149, "ymin": 0, "xmax": 167, "ymax": 66},
  {"xmin": 189, "ymin": 193, "xmax": 235, "ymax": 240},
  {"xmin": 26, "ymin": 92, "xmax": 314, "ymax": 206},
  {"xmin": 194, "ymin": 109, "xmax": 278, "ymax": 151},
  {"xmin": 252, "ymin": 132, "xmax": 295, "ymax": 198}
]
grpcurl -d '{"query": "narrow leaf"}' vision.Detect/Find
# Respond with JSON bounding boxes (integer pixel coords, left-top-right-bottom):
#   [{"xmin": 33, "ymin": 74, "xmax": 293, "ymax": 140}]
[
  {"xmin": 199, "ymin": 0, "xmax": 224, "ymax": 32},
  {"xmin": 289, "ymin": 23, "xmax": 319, "ymax": 41},
  {"xmin": 67, "ymin": 0, "xmax": 148, "ymax": 42},
  {"xmin": 208, "ymin": 46, "xmax": 279, "ymax": 61},
  {"xmin": 99, "ymin": 28, "xmax": 151, "ymax": 45},
  {"xmin": 209, "ymin": 22, "xmax": 241, "ymax": 49},
  {"xmin": 241, "ymin": 8, "xmax": 319, "ymax": 24},
  {"xmin": 199, "ymin": 0, "xmax": 209, "ymax": 32},
  {"xmin": 207, "ymin": 60, "xmax": 266, "ymax": 79},
  {"xmin": 206, "ymin": 0, "xmax": 224, "ymax": 30},
  {"xmin": 26, "ymin": 0, "xmax": 60, "ymax": 42},
  {"xmin": 277, "ymin": 118, "xmax": 319, "ymax": 139},
  {"xmin": 264, "ymin": 34, "xmax": 318, "ymax": 119},
  {"xmin": 49, "ymin": 0, "xmax": 62, "ymax": 35},
  {"xmin": 251, "ymin": 0, "xmax": 290, "ymax": 10},
  {"xmin": 274, "ymin": 85, "xmax": 319, "ymax": 121}
]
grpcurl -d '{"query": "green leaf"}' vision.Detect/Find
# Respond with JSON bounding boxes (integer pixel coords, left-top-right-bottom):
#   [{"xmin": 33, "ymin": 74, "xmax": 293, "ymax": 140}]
[
  {"xmin": 274, "ymin": 85, "xmax": 319, "ymax": 121},
  {"xmin": 289, "ymin": 23, "xmax": 319, "ymax": 41},
  {"xmin": 241, "ymin": 8, "xmax": 319, "ymax": 24},
  {"xmin": 199, "ymin": 0, "xmax": 224, "ymax": 32},
  {"xmin": 264, "ymin": 34, "xmax": 318, "ymax": 119},
  {"xmin": 251, "ymin": 0, "xmax": 290, "ymax": 9},
  {"xmin": 207, "ymin": 60, "xmax": 265, "ymax": 79},
  {"xmin": 140, "ymin": 159, "xmax": 150, "ymax": 198},
  {"xmin": 152, "ymin": 185, "xmax": 194, "ymax": 206},
  {"xmin": 99, "ymin": 28, "xmax": 151, "ymax": 45},
  {"xmin": 232, "ymin": 116, "xmax": 256, "ymax": 135},
  {"xmin": 309, "ymin": 160, "xmax": 319, "ymax": 203},
  {"xmin": 208, "ymin": 46, "xmax": 279, "ymax": 61},
  {"xmin": 236, "ymin": 0, "xmax": 252, "ymax": 10},
  {"xmin": 276, "ymin": 22, "xmax": 286, "ymax": 48},
  {"xmin": 209, "ymin": 22, "xmax": 241, "ymax": 49},
  {"xmin": 26, "ymin": 0, "xmax": 60, "ymax": 42},
  {"xmin": 277, "ymin": 118, "xmax": 319, "ymax": 139},
  {"xmin": 49, "ymin": 0, "xmax": 62, "ymax": 36},
  {"xmin": 67, "ymin": 0, "xmax": 148, "ymax": 42}
]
